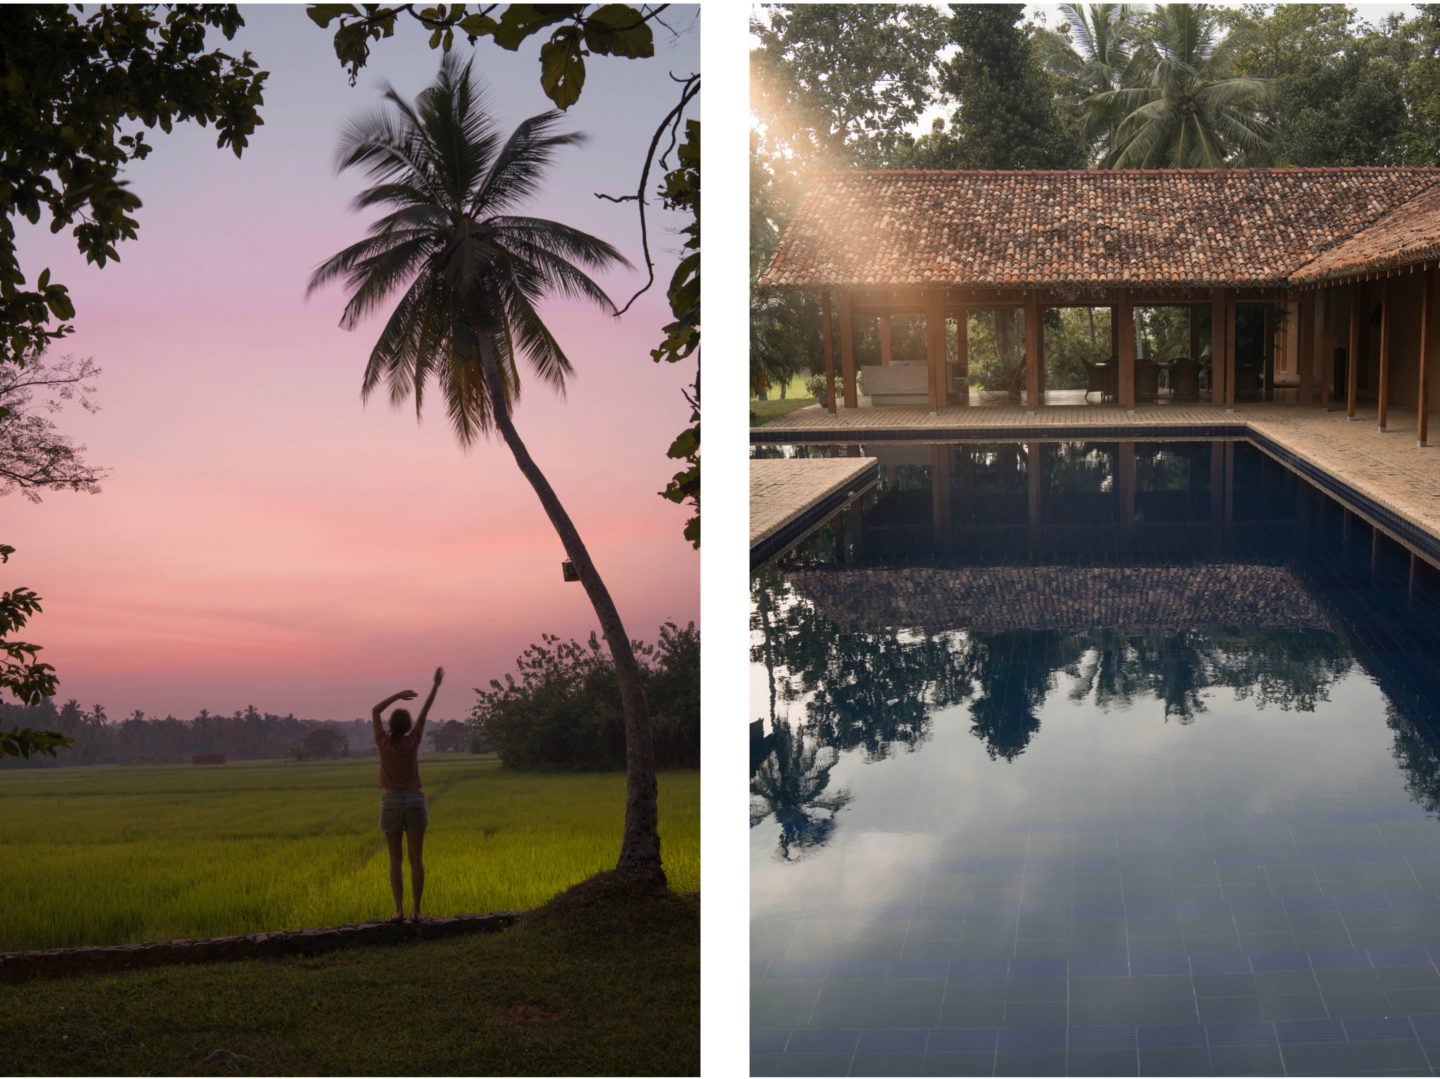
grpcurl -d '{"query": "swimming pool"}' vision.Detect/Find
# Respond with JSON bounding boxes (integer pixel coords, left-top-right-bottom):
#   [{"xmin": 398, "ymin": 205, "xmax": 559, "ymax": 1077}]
[{"xmin": 751, "ymin": 439, "xmax": 1440, "ymax": 1077}]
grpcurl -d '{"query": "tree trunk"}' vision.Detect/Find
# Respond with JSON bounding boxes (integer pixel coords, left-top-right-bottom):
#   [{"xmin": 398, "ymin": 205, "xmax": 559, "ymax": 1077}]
[{"xmin": 477, "ymin": 337, "xmax": 664, "ymax": 882}]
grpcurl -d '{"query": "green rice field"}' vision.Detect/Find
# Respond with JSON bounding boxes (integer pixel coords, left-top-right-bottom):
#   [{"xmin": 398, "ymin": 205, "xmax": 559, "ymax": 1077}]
[{"xmin": 0, "ymin": 756, "xmax": 699, "ymax": 950}]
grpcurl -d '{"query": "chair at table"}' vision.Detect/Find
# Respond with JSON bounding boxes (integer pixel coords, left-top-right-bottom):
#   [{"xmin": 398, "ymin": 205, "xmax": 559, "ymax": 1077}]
[
  {"xmin": 1170, "ymin": 358, "xmax": 1201, "ymax": 399},
  {"xmin": 1083, "ymin": 359, "xmax": 1117, "ymax": 402},
  {"xmin": 1134, "ymin": 358, "xmax": 1159, "ymax": 403}
]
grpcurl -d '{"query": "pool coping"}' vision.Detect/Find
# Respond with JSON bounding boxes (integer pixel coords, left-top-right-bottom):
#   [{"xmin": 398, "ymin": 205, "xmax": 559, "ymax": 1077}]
[{"xmin": 750, "ymin": 458, "xmax": 881, "ymax": 571}]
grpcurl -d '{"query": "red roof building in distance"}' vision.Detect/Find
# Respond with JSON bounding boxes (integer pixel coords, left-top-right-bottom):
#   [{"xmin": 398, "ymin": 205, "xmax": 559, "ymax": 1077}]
[{"xmin": 760, "ymin": 167, "xmax": 1440, "ymax": 443}]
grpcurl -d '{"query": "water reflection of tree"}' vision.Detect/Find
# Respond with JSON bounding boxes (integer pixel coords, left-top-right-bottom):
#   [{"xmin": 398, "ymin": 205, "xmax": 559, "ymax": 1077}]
[
  {"xmin": 751, "ymin": 571, "xmax": 1361, "ymax": 857},
  {"xmin": 749, "ymin": 720, "xmax": 853, "ymax": 862}
]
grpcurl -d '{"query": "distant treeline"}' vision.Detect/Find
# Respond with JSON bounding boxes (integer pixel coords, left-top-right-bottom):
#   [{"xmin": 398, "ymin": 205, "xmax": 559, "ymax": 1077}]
[{"xmin": 0, "ymin": 701, "xmax": 471, "ymax": 768}]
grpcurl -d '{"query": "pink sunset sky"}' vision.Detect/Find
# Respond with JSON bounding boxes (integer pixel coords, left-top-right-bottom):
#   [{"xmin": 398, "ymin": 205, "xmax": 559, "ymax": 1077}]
[{"xmin": 5, "ymin": 7, "xmax": 700, "ymax": 722}]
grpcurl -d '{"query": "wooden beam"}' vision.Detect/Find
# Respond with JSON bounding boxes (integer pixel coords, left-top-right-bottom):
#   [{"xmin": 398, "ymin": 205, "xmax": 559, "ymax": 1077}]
[
  {"xmin": 1378, "ymin": 277, "xmax": 1391, "ymax": 431},
  {"xmin": 821, "ymin": 290, "xmax": 836, "ymax": 414},
  {"xmin": 1225, "ymin": 295, "xmax": 1237, "ymax": 406},
  {"xmin": 1320, "ymin": 289, "xmax": 1333, "ymax": 411},
  {"xmin": 954, "ymin": 308, "xmax": 969, "ymax": 404},
  {"xmin": 878, "ymin": 314, "xmax": 893, "ymax": 366},
  {"xmin": 1420, "ymin": 267, "xmax": 1432, "ymax": 447},
  {"xmin": 838, "ymin": 290, "xmax": 858, "ymax": 409},
  {"xmin": 925, "ymin": 290, "xmax": 947, "ymax": 414},
  {"xmin": 1348, "ymin": 283, "xmax": 1361, "ymax": 420},
  {"xmin": 1118, "ymin": 290, "xmax": 1136, "ymax": 410},
  {"xmin": 1297, "ymin": 294, "xmax": 1313, "ymax": 405},
  {"xmin": 1211, "ymin": 289, "xmax": 1226, "ymax": 405},
  {"xmin": 1025, "ymin": 291, "xmax": 1043, "ymax": 409}
]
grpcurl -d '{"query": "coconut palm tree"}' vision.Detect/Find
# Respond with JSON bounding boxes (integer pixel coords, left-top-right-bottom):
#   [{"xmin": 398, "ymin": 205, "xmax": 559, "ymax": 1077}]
[
  {"xmin": 1089, "ymin": 3, "xmax": 1273, "ymax": 168},
  {"xmin": 308, "ymin": 55, "xmax": 664, "ymax": 883},
  {"xmin": 1038, "ymin": 3, "xmax": 1138, "ymax": 162}
]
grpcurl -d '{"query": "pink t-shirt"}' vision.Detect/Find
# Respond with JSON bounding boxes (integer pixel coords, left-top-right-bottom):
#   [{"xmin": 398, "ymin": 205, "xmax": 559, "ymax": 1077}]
[{"xmin": 376, "ymin": 729, "xmax": 423, "ymax": 792}]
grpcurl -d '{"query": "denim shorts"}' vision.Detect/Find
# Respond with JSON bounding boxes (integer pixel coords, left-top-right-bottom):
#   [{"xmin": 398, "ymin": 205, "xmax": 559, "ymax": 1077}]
[{"xmin": 379, "ymin": 791, "xmax": 428, "ymax": 833}]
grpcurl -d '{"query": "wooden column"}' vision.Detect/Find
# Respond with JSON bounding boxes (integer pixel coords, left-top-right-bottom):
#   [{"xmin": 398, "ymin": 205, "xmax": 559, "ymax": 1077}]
[
  {"xmin": 954, "ymin": 308, "xmax": 969, "ymax": 404},
  {"xmin": 1321, "ymin": 290, "xmax": 1333, "ymax": 411},
  {"xmin": 925, "ymin": 290, "xmax": 947, "ymax": 414},
  {"xmin": 1225, "ymin": 296, "xmax": 1238, "ymax": 407},
  {"xmin": 1027, "ymin": 442, "xmax": 1043, "ymax": 538},
  {"xmin": 1298, "ymin": 294, "xmax": 1314, "ymax": 405},
  {"xmin": 1347, "ymin": 283, "xmax": 1361, "ymax": 420},
  {"xmin": 1119, "ymin": 442, "xmax": 1136, "ymax": 531},
  {"xmin": 1118, "ymin": 289, "xmax": 1135, "ymax": 410},
  {"xmin": 821, "ymin": 290, "xmax": 836, "ymax": 414},
  {"xmin": 1211, "ymin": 289, "xmax": 1226, "ymax": 405},
  {"xmin": 1025, "ymin": 291, "xmax": 1043, "ymax": 410},
  {"xmin": 1224, "ymin": 440, "xmax": 1235, "ymax": 527},
  {"xmin": 1209, "ymin": 442, "xmax": 1225, "ymax": 528},
  {"xmin": 1262, "ymin": 304, "xmax": 1274, "ymax": 403},
  {"xmin": 1377, "ymin": 277, "xmax": 1391, "ymax": 432},
  {"xmin": 838, "ymin": 290, "xmax": 858, "ymax": 409},
  {"xmin": 878, "ymin": 314, "xmax": 893, "ymax": 366},
  {"xmin": 930, "ymin": 444, "xmax": 952, "ymax": 553},
  {"xmin": 1420, "ymin": 268, "xmax": 1432, "ymax": 447}
]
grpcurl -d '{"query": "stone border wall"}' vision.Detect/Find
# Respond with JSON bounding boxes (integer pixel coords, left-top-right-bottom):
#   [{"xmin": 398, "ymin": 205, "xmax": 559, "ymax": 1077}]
[{"xmin": 0, "ymin": 913, "xmax": 518, "ymax": 984}]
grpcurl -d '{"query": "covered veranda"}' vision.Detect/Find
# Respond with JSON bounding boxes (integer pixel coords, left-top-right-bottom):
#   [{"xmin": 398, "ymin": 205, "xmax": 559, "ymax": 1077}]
[{"xmin": 760, "ymin": 169, "xmax": 1440, "ymax": 447}]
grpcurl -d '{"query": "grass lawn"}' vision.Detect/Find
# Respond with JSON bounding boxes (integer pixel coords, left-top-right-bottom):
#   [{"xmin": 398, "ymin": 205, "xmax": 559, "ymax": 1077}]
[
  {"xmin": 0, "ymin": 757, "xmax": 698, "ymax": 950},
  {"xmin": 0, "ymin": 877, "xmax": 698, "ymax": 1075},
  {"xmin": 751, "ymin": 375, "xmax": 819, "ymax": 424}
]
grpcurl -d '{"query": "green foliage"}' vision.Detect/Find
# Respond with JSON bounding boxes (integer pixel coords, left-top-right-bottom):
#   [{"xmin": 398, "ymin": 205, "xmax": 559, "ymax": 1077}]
[
  {"xmin": 427, "ymin": 718, "xmax": 473, "ymax": 752},
  {"xmin": 0, "ymin": 543, "xmax": 72, "ymax": 761},
  {"xmin": 291, "ymin": 725, "xmax": 348, "ymax": 761},
  {"xmin": 308, "ymin": 3, "xmax": 656, "ymax": 107},
  {"xmin": 472, "ymin": 623, "xmax": 700, "ymax": 771},
  {"xmin": 0, "ymin": 756, "xmax": 698, "ymax": 949},
  {"xmin": 927, "ymin": 4, "xmax": 1086, "ymax": 169},
  {"xmin": 751, "ymin": 5, "xmax": 948, "ymax": 168},
  {"xmin": 654, "ymin": 119, "xmax": 700, "ymax": 548},
  {"xmin": 0, "ymin": 5, "xmax": 266, "ymax": 364}
]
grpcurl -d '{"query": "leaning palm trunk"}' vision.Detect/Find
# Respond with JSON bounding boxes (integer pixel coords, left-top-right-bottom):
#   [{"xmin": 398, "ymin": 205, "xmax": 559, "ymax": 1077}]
[{"xmin": 478, "ymin": 336, "xmax": 662, "ymax": 880}]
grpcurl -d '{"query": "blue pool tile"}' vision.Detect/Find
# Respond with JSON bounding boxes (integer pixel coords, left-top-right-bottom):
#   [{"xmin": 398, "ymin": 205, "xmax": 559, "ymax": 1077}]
[
  {"xmin": 949, "ymin": 958, "xmax": 1010, "ymax": 978},
  {"xmin": 996, "ymin": 1026, "xmax": 1065, "ymax": 1051},
  {"xmin": 1407, "ymin": 1012, "xmax": 1440, "ymax": 1037},
  {"xmin": 871, "ymin": 905, "xmax": 915, "ymax": 920},
  {"xmin": 766, "ymin": 961, "xmax": 830, "ymax": 980},
  {"xmin": 1284, "ymin": 896, "xmax": 1338, "ymax": 913},
  {"xmin": 858, "ymin": 1028, "xmax": 928, "ymax": 1052},
  {"xmin": 1070, "ymin": 956, "xmax": 1130, "ymax": 977},
  {"xmin": 1334, "ymin": 892, "xmax": 1391, "ymax": 910},
  {"xmin": 1368, "ymin": 946, "xmax": 1431, "ymax": 967},
  {"xmin": 1138, "ymin": 1023, "xmax": 1208, "ymax": 1049},
  {"xmin": 1132, "ymin": 954, "xmax": 1190, "ymax": 975},
  {"xmin": 1205, "ymin": 1021, "xmax": 1277, "ymax": 1047},
  {"xmin": 752, "ymin": 1029, "xmax": 790, "ymax": 1052},
  {"xmin": 1008, "ymin": 957, "xmax": 1066, "ymax": 978},
  {"xmin": 1073, "ymin": 898, "xmax": 1127, "ymax": 918},
  {"xmin": 1228, "ymin": 896, "xmax": 1286, "ymax": 915},
  {"xmin": 788, "ymin": 1029, "xmax": 859, "ymax": 1053},
  {"xmin": 1250, "ymin": 950, "xmax": 1310, "ymax": 972},
  {"xmin": 1309, "ymin": 947, "xmax": 1372, "ymax": 969},
  {"xmin": 1342, "ymin": 1016, "xmax": 1415, "ymax": 1042},
  {"xmin": 1189, "ymin": 953, "xmax": 1252, "ymax": 974},
  {"xmin": 928, "ymin": 1028, "xmax": 998, "ymax": 1052},
  {"xmin": 828, "ymin": 959, "xmax": 888, "ymax": 979},
  {"xmin": 889, "ymin": 960, "xmax": 948, "ymax": 979},
  {"xmin": 1275, "ymin": 1018, "xmax": 1348, "ymax": 1044},
  {"xmin": 1068, "ymin": 1025, "xmax": 1137, "ymax": 1050}
]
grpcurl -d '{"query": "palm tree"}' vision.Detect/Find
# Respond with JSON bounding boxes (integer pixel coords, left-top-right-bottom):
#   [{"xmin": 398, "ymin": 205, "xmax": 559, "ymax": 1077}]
[
  {"xmin": 1038, "ymin": 3, "xmax": 1138, "ymax": 162},
  {"xmin": 1089, "ymin": 4, "xmax": 1273, "ymax": 168},
  {"xmin": 308, "ymin": 56, "xmax": 664, "ymax": 883}
]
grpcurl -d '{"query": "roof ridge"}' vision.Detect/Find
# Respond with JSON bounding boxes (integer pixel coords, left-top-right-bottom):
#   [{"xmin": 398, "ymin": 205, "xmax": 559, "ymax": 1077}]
[{"xmin": 810, "ymin": 167, "xmax": 1440, "ymax": 178}]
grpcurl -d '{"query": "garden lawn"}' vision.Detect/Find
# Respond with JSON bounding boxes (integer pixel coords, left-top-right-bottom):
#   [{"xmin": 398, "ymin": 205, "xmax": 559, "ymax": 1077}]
[
  {"xmin": 0, "ymin": 879, "xmax": 698, "ymax": 1075},
  {"xmin": 0, "ymin": 757, "xmax": 698, "ymax": 949}
]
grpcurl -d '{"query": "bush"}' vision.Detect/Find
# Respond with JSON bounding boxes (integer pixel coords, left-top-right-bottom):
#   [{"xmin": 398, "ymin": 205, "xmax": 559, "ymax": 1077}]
[{"xmin": 471, "ymin": 623, "xmax": 699, "ymax": 771}]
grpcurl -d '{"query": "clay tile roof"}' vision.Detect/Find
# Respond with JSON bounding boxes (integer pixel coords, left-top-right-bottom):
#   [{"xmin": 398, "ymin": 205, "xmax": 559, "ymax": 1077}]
[
  {"xmin": 758, "ymin": 168, "xmax": 1440, "ymax": 292},
  {"xmin": 1290, "ymin": 181, "xmax": 1440, "ymax": 287}
]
